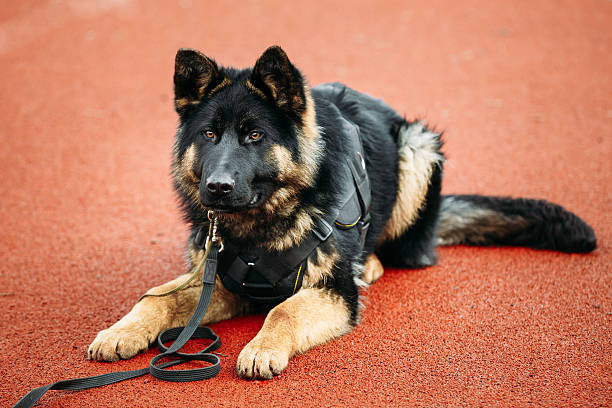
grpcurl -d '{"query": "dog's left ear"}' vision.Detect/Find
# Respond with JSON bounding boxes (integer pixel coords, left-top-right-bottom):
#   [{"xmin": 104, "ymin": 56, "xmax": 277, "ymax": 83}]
[{"xmin": 250, "ymin": 46, "xmax": 307, "ymax": 115}]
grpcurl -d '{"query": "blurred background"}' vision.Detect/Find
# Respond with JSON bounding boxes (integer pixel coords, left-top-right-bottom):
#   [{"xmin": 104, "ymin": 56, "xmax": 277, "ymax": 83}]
[{"xmin": 1, "ymin": 1, "xmax": 610, "ymax": 407}]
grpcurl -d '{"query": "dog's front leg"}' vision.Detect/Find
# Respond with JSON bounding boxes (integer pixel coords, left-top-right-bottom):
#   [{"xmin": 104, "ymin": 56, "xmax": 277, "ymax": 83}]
[
  {"xmin": 236, "ymin": 287, "xmax": 353, "ymax": 379},
  {"xmin": 88, "ymin": 256, "xmax": 248, "ymax": 362}
]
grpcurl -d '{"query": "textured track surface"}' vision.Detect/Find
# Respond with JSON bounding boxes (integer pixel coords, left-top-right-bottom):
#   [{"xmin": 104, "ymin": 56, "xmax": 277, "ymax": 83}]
[{"xmin": 1, "ymin": 1, "xmax": 610, "ymax": 407}]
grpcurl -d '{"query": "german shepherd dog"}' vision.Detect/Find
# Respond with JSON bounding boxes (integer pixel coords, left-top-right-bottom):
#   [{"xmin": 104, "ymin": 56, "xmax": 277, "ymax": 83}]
[{"xmin": 88, "ymin": 46, "xmax": 597, "ymax": 379}]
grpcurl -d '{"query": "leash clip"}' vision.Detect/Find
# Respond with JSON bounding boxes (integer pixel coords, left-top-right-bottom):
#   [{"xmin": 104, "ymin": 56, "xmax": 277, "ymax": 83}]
[{"xmin": 206, "ymin": 211, "xmax": 224, "ymax": 252}]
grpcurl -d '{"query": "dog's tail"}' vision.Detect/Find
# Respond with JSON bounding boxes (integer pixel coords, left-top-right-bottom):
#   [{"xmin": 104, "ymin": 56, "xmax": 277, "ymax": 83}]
[{"xmin": 437, "ymin": 195, "xmax": 597, "ymax": 253}]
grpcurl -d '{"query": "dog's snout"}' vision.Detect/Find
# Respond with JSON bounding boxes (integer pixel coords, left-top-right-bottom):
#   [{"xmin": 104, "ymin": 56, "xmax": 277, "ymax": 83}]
[{"xmin": 206, "ymin": 176, "xmax": 235, "ymax": 197}]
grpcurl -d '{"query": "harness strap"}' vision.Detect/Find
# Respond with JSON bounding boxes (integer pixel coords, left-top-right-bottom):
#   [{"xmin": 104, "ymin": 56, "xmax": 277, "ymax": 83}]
[
  {"xmin": 13, "ymin": 244, "xmax": 222, "ymax": 408},
  {"xmin": 346, "ymin": 150, "xmax": 371, "ymax": 248}
]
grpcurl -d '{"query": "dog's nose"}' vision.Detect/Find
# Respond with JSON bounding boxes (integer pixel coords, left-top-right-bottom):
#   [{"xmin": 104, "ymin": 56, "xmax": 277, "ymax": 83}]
[{"xmin": 206, "ymin": 177, "xmax": 234, "ymax": 197}]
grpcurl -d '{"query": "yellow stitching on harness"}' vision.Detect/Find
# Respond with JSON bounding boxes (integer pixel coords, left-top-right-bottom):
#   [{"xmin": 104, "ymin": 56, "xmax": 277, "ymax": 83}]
[
  {"xmin": 292, "ymin": 263, "xmax": 303, "ymax": 294},
  {"xmin": 334, "ymin": 216, "xmax": 361, "ymax": 228}
]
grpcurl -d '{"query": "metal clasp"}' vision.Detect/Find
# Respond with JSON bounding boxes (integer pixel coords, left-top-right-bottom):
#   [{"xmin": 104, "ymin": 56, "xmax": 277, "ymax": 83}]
[{"xmin": 206, "ymin": 211, "xmax": 224, "ymax": 252}]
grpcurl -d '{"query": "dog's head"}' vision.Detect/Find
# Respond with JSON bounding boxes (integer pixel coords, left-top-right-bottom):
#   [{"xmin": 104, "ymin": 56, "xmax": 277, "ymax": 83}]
[{"xmin": 172, "ymin": 46, "xmax": 320, "ymax": 218}]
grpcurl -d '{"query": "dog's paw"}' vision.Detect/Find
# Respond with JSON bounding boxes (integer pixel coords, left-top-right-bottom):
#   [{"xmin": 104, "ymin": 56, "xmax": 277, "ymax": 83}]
[
  {"xmin": 362, "ymin": 265, "xmax": 384, "ymax": 284},
  {"xmin": 236, "ymin": 336, "xmax": 291, "ymax": 380},
  {"xmin": 362, "ymin": 254, "xmax": 384, "ymax": 284},
  {"xmin": 88, "ymin": 326, "xmax": 151, "ymax": 362}
]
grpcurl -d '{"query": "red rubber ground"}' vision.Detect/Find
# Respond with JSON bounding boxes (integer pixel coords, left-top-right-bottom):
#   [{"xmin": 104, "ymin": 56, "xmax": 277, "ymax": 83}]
[{"xmin": 1, "ymin": 1, "xmax": 610, "ymax": 407}]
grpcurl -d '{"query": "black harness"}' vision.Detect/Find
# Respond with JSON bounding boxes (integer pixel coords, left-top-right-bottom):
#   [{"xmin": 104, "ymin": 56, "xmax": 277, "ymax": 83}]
[{"xmin": 193, "ymin": 118, "xmax": 371, "ymax": 304}]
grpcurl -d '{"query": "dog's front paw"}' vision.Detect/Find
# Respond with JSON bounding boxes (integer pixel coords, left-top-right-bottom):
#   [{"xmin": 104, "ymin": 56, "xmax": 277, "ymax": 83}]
[
  {"xmin": 236, "ymin": 336, "xmax": 291, "ymax": 380},
  {"xmin": 88, "ymin": 326, "xmax": 151, "ymax": 362}
]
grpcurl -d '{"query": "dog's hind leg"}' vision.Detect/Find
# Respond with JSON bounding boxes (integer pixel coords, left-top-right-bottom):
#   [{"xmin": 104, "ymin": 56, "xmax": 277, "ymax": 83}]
[
  {"xmin": 236, "ymin": 287, "xmax": 354, "ymax": 380},
  {"xmin": 375, "ymin": 121, "xmax": 444, "ymax": 269},
  {"xmin": 375, "ymin": 163, "xmax": 443, "ymax": 268},
  {"xmin": 88, "ymin": 254, "xmax": 249, "ymax": 362}
]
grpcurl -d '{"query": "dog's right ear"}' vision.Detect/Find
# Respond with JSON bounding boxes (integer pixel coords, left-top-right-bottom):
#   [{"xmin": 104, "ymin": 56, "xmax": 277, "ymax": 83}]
[{"xmin": 173, "ymin": 49, "xmax": 225, "ymax": 116}]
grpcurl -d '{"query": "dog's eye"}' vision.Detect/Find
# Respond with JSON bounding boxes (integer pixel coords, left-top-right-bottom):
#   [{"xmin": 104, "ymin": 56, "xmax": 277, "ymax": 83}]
[
  {"xmin": 248, "ymin": 131, "xmax": 263, "ymax": 142},
  {"xmin": 201, "ymin": 130, "xmax": 215, "ymax": 140}
]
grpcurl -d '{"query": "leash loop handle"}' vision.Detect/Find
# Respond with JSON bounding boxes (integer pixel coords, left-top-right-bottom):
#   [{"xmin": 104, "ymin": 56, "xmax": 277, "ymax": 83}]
[
  {"xmin": 148, "ymin": 245, "xmax": 221, "ymax": 382},
  {"xmin": 13, "ymin": 241, "xmax": 222, "ymax": 408}
]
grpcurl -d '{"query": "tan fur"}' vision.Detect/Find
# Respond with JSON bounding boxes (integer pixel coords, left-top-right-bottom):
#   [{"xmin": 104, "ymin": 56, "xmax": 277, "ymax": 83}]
[
  {"xmin": 380, "ymin": 122, "xmax": 444, "ymax": 242},
  {"xmin": 266, "ymin": 81, "xmax": 279, "ymax": 100},
  {"xmin": 245, "ymin": 79, "xmax": 268, "ymax": 100},
  {"xmin": 236, "ymin": 288, "xmax": 352, "ymax": 379},
  {"xmin": 264, "ymin": 89, "xmax": 321, "ymax": 189},
  {"xmin": 268, "ymin": 144, "xmax": 297, "ymax": 182},
  {"xmin": 172, "ymin": 143, "xmax": 203, "ymax": 210},
  {"xmin": 259, "ymin": 89, "xmax": 321, "ymax": 190},
  {"xmin": 207, "ymin": 77, "xmax": 231, "ymax": 96},
  {"xmin": 178, "ymin": 143, "xmax": 199, "ymax": 184},
  {"xmin": 267, "ymin": 209, "xmax": 316, "ymax": 252},
  {"xmin": 193, "ymin": 68, "xmax": 215, "ymax": 98},
  {"xmin": 296, "ymin": 89, "xmax": 323, "ymax": 184},
  {"xmin": 361, "ymin": 253, "xmax": 384, "ymax": 284},
  {"xmin": 261, "ymin": 186, "xmax": 298, "ymax": 217},
  {"xmin": 88, "ymin": 247, "xmax": 248, "ymax": 362},
  {"xmin": 175, "ymin": 97, "xmax": 200, "ymax": 111},
  {"xmin": 302, "ymin": 247, "xmax": 338, "ymax": 288},
  {"xmin": 261, "ymin": 146, "xmax": 302, "ymax": 217},
  {"xmin": 220, "ymin": 207, "xmax": 317, "ymax": 253}
]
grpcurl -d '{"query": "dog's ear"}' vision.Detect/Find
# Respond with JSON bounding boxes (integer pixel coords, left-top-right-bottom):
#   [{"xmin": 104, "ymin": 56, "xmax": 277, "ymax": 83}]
[
  {"xmin": 173, "ymin": 48, "xmax": 225, "ymax": 116},
  {"xmin": 249, "ymin": 46, "xmax": 306, "ymax": 115}
]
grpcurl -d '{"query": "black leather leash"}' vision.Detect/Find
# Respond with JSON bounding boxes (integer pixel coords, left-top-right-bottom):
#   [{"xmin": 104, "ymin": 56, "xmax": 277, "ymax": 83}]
[{"xmin": 13, "ymin": 240, "xmax": 222, "ymax": 408}]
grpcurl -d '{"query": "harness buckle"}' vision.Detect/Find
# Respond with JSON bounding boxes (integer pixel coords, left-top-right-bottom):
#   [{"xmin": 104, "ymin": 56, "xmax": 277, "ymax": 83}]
[{"xmin": 313, "ymin": 218, "xmax": 333, "ymax": 241}]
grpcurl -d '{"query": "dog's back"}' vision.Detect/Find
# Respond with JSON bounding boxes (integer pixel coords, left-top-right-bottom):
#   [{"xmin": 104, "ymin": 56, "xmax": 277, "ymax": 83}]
[{"xmin": 314, "ymin": 82, "xmax": 596, "ymax": 270}]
